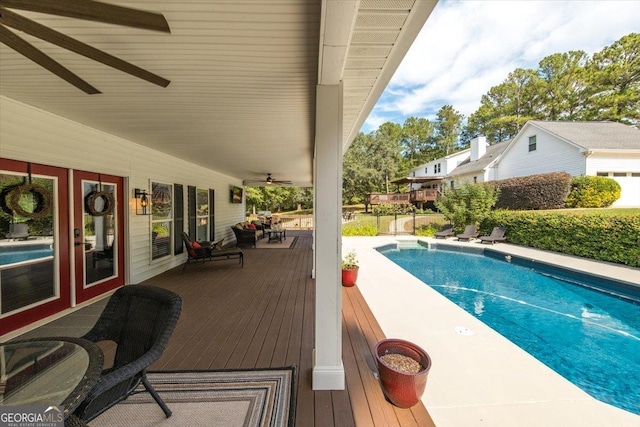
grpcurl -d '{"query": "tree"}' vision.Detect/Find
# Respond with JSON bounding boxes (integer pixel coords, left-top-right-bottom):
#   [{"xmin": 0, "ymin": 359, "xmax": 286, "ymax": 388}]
[
  {"xmin": 585, "ymin": 33, "xmax": 640, "ymax": 126},
  {"xmin": 399, "ymin": 117, "xmax": 436, "ymax": 170},
  {"xmin": 343, "ymin": 132, "xmax": 383, "ymax": 211},
  {"xmin": 465, "ymin": 69, "xmax": 540, "ymax": 143},
  {"xmin": 373, "ymin": 122, "xmax": 403, "ymax": 193},
  {"xmin": 538, "ymin": 51, "xmax": 589, "ymax": 120},
  {"xmin": 435, "ymin": 105, "xmax": 464, "ymax": 156},
  {"xmin": 434, "ymin": 182, "xmax": 499, "ymax": 228}
]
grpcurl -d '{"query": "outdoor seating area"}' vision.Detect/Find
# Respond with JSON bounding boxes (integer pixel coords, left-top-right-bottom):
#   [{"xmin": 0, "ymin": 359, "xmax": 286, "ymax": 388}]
[{"xmin": 12, "ymin": 231, "xmax": 434, "ymax": 427}]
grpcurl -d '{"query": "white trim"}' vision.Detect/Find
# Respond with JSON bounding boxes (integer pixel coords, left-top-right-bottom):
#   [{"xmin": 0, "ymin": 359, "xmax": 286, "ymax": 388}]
[{"xmin": 312, "ymin": 361, "xmax": 346, "ymax": 390}]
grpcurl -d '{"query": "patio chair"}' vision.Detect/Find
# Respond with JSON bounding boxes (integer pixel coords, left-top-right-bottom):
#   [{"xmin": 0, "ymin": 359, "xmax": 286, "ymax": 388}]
[
  {"xmin": 434, "ymin": 224, "xmax": 454, "ymax": 239},
  {"xmin": 479, "ymin": 226, "xmax": 507, "ymax": 244},
  {"xmin": 73, "ymin": 285, "xmax": 182, "ymax": 422},
  {"xmin": 6, "ymin": 223, "xmax": 29, "ymax": 240},
  {"xmin": 231, "ymin": 225, "xmax": 258, "ymax": 247},
  {"xmin": 182, "ymin": 233, "xmax": 243, "ymax": 269},
  {"xmin": 456, "ymin": 224, "xmax": 478, "ymax": 241}
]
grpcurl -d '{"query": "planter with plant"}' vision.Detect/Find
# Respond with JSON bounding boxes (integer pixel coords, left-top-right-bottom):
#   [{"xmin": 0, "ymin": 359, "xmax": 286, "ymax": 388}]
[{"xmin": 341, "ymin": 250, "xmax": 359, "ymax": 287}]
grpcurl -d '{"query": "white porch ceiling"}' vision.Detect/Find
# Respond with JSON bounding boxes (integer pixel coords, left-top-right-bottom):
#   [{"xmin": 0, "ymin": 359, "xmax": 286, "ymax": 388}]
[{"xmin": 0, "ymin": 0, "xmax": 436, "ymax": 186}]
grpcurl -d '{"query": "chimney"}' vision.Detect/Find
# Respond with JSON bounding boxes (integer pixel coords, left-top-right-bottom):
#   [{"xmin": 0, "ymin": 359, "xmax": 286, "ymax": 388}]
[{"xmin": 470, "ymin": 135, "xmax": 487, "ymax": 161}]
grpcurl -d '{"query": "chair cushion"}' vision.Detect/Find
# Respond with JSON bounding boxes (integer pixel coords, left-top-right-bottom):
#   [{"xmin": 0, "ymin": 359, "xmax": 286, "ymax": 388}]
[
  {"xmin": 247, "ymin": 223, "xmax": 257, "ymax": 230},
  {"xmin": 192, "ymin": 241, "xmax": 201, "ymax": 248}
]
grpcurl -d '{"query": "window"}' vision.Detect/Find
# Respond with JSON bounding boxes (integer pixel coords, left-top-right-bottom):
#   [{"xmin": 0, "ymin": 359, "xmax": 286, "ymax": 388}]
[
  {"xmin": 433, "ymin": 165, "xmax": 437, "ymax": 174},
  {"xmin": 196, "ymin": 188, "xmax": 209, "ymax": 241},
  {"xmin": 632, "ymin": 173, "xmax": 640, "ymax": 177},
  {"xmin": 151, "ymin": 182, "xmax": 173, "ymax": 261},
  {"xmin": 528, "ymin": 135, "xmax": 537, "ymax": 152},
  {"xmin": 596, "ymin": 172, "xmax": 609, "ymax": 177},
  {"xmin": 450, "ymin": 181, "xmax": 454, "ymax": 189},
  {"xmin": 424, "ymin": 168, "xmax": 428, "ymax": 174},
  {"xmin": 613, "ymin": 172, "xmax": 627, "ymax": 177},
  {"xmin": 473, "ymin": 176, "xmax": 478, "ymax": 183}
]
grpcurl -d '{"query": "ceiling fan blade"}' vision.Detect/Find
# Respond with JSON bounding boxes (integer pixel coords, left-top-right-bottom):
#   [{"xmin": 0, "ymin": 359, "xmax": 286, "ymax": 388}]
[
  {"xmin": 2, "ymin": 0, "xmax": 170, "ymax": 33},
  {"xmin": 1, "ymin": 8, "xmax": 170, "ymax": 87},
  {"xmin": 0, "ymin": 25, "xmax": 100, "ymax": 94}
]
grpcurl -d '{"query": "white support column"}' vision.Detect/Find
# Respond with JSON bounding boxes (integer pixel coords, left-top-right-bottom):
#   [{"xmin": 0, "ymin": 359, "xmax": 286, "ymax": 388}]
[{"xmin": 313, "ymin": 83, "xmax": 345, "ymax": 390}]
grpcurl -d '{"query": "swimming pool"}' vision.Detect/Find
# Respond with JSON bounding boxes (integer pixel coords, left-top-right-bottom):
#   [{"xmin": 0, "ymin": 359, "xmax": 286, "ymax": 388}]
[
  {"xmin": 378, "ymin": 243, "xmax": 640, "ymax": 416},
  {"xmin": 0, "ymin": 244, "xmax": 53, "ymax": 266}
]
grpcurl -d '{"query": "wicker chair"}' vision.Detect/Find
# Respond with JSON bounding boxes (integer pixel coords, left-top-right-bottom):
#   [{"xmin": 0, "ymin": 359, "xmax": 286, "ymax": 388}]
[
  {"xmin": 73, "ymin": 285, "xmax": 182, "ymax": 422},
  {"xmin": 231, "ymin": 226, "xmax": 258, "ymax": 247}
]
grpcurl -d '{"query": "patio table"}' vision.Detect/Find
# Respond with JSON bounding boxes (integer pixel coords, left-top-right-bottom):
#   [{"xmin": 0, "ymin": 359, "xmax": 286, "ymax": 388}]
[{"xmin": 0, "ymin": 337, "xmax": 104, "ymax": 420}]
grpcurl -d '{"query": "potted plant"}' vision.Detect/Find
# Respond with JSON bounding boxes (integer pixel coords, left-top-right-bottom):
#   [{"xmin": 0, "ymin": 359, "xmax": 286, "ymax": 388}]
[
  {"xmin": 374, "ymin": 338, "xmax": 431, "ymax": 408},
  {"xmin": 341, "ymin": 250, "xmax": 359, "ymax": 287}
]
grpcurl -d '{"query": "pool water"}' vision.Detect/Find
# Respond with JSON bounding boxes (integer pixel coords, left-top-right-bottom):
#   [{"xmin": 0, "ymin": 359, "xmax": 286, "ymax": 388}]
[
  {"xmin": 379, "ymin": 245, "xmax": 640, "ymax": 416},
  {"xmin": 0, "ymin": 248, "xmax": 53, "ymax": 266}
]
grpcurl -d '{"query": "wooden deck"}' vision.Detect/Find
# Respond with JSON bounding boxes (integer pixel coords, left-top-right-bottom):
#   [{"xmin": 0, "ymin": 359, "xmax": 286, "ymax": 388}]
[{"xmin": 16, "ymin": 231, "xmax": 435, "ymax": 427}]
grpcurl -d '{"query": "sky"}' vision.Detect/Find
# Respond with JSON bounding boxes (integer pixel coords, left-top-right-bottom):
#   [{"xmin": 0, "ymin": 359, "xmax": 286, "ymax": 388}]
[{"xmin": 362, "ymin": 0, "xmax": 640, "ymax": 133}]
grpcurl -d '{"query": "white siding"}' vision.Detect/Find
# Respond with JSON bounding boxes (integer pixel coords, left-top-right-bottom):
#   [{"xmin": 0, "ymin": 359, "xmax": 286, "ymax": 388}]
[
  {"xmin": 411, "ymin": 149, "xmax": 469, "ymax": 178},
  {"xmin": 587, "ymin": 152, "xmax": 640, "ymax": 207},
  {"xmin": 585, "ymin": 152, "xmax": 640, "ymax": 175},
  {"xmin": 0, "ymin": 96, "xmax": 245, "ymax": 283},
  {"xmin": 497, "ymin": 128, "xmax": 586, "ymax": 180}
]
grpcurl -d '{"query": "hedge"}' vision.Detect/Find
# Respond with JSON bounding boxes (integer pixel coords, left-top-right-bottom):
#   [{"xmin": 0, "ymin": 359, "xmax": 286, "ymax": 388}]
[
  {"xmin": 482, "ymin": 210, "xmax": 640, "ymax": 267},
  {"xmin": 492, "ymin": 172, "xmax": 572, "ymax": 210}
]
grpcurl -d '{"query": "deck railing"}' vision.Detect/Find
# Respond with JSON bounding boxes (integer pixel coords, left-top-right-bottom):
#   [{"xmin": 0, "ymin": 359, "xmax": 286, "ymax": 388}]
[{"xmin": 247, "ymin": 214, "xmax": 314, "ymax": 230}]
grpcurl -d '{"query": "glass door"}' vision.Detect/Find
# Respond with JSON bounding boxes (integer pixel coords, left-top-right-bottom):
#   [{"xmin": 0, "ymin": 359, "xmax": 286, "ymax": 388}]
[
  {"xmin": 73, "ymin": 171, "xmax": 124, "ymax": 304},
  {"xmin": 0, "ymin": 159, "xmax": 71, "ymax": 335}
]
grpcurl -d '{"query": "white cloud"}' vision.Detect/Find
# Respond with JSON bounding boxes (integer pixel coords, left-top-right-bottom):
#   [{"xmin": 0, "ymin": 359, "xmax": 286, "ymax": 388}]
[{"xmin": 362, "ymin": 0, "xmax": 640, "ymax": 132}]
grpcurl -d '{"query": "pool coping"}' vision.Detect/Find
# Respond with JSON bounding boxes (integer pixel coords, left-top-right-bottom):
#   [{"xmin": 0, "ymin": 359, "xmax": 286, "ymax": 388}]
[{"xmin": 343, "ymin": 236, "xmax": 640, "ymax": 427}]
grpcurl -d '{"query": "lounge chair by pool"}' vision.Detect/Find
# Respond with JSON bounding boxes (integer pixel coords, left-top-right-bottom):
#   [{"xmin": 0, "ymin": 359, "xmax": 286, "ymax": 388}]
[
  {"xmin": 479, "ymin": 227, "xmax": 507, "ymax": 244},
  {"xmin": 456, "ymin": 224, "xmax": 478, "ymax": 241},
  {"xmin": 434, "ymin": 224, "xmax": 454, "ymax": 239}
]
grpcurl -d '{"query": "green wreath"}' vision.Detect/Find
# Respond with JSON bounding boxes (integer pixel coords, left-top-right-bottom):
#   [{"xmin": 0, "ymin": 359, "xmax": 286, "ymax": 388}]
[
  {"xmin": 8, "ymin": 183, "xmax": 53, "ymax": 219},
  {"xmin": 85, "ymin": 190, "xmax": 115, "ymax": 216}
]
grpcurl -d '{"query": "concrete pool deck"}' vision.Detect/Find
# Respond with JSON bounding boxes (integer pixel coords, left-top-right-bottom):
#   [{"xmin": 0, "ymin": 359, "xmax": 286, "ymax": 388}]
[{"xmin": 342, "ymin": 236, "xmax": 640, "ymax": 427}]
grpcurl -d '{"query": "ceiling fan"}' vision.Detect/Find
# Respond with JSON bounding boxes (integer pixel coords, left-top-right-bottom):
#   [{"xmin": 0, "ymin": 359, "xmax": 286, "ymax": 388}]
[
  {"xmin": 243, "ymin": 173, "xmax": 293, "ymax": 186},
  {"xmin": 0, "ymin": 0, "xmax": 171, "ymax": 94}
]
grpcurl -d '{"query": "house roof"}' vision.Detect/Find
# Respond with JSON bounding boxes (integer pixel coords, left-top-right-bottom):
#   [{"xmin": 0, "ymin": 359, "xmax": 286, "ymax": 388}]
[
  {"xmin": 448, "ymin": 140, "xmax": 510, "ymax": 177},
  {"xmin": 0, "ymin": 1, "xmax": 437, "ymax": 186},
  {"xmin": 528, "ymin": 121, "xmax": 640, "ymax": 151}
]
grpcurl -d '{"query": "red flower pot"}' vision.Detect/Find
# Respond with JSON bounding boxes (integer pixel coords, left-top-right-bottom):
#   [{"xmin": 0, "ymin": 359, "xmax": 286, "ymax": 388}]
[
  {"xmin": 375, "ymin": 338, "xmax": 431, "ymax": 408},
  {"xmin": 341, "ymin": 268, "xmax": 358, "ymax": 287}
]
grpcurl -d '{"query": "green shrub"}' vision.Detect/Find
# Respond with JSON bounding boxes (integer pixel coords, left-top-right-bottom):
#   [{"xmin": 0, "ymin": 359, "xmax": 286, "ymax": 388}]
[
  {"xmin": 435, "ymin": 182, "xmax": 498, "ymax": 227},
  {"xmin": 493, "ymin": 172, "xmax": 572, "ymax": 210},
  {"xmin": 342, "ymin": 223, "xmax": 378, "ymax": 236},
  {"xmin": 415, "ymin": 223, "xmax": 446, "ymax": 237},
  {"xmin": 565, "ymin": 176, "xmax": 621, "ymax": 208},
  {"xmin": 482, "ymin": 210, "xmax": 640, "ymax": 267}
]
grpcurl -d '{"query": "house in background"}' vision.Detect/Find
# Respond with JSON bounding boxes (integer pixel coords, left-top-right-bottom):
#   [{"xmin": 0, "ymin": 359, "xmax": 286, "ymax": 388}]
[
  {"xmin": 391, "ymin": 120, "xmax": 640, "ymax": 208},
  {"xmin": 447, "ymin": 136, "xmax": 511, "ymax": 186},
  {"xmin": 494, "ymin": 121, "xmax": 640, "ymax": 207}
]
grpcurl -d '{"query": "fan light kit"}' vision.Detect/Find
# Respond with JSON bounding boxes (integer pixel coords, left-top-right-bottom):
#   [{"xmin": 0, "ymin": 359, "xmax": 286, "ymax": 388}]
[{"xmin": 243, "ymin": 173, "xmax": 292, "ymax": 186}]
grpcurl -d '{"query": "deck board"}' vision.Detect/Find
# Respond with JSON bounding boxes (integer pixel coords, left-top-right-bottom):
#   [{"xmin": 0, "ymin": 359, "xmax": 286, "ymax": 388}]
[{"xmin": 13, "ymin": 230, "xmax": 434, "ymax": 427}]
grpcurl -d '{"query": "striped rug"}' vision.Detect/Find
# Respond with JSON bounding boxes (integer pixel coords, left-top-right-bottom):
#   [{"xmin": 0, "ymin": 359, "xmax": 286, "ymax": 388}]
[{"xmin": 90, "ymin": 367, "xmax": 296, "ymax": 427}]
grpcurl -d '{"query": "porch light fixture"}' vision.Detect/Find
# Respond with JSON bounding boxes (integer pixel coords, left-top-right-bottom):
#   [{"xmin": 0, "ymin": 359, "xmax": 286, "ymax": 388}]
[{"xmin": 134, "ymin": 188, "xmax": 150, "ymax": 215}]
